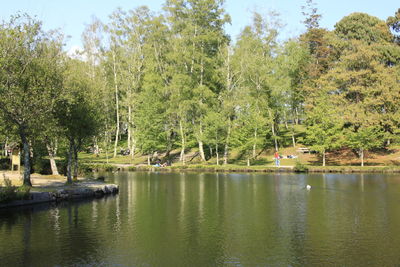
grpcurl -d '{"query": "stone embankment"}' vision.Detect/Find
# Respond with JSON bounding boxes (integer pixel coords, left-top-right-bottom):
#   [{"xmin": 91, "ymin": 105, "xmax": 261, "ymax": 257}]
[{"xmin": 0, "ymin": 182, "xmax": 119, "ymax": 209}]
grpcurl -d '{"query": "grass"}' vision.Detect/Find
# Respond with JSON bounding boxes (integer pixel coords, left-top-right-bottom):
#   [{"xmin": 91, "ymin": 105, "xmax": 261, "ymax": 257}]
[
  {"xmin": 128, "ymin": 164, "xmax": 293, "ymax": 173},
  {"xmin": 77, "ymin": 145, "xmax": 400, "ymax": 174},
  {"xmin": 52, "ymin": 125, "xmax": 400, "ymax": 174}
]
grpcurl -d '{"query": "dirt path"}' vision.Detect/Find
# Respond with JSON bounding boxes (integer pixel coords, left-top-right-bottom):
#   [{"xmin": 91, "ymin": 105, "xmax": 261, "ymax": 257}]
[{"xmin": 0, "ymin": 171, "xmax": 76, "ymax": 187}]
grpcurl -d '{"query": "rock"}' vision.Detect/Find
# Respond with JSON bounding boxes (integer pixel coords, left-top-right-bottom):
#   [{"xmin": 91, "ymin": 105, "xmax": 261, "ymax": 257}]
[{"xmin": 1, "ymin": 181, "xmax": 119, "ymax": 209}]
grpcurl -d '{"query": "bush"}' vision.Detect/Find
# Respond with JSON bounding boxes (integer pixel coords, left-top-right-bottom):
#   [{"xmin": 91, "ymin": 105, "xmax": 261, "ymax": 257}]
[
  {"xmin": 294, "ymin": 161, "xmax": 309, "ymax": 172},
  {"xmin": 96, "ymin": 176, "xmax": 105, "ymax": 181},
  {"xmin": 0, "ymin": 177, "xmax": 16, "ymax": 203},
  {"xmin": 16, "ymin": 185, "xmax": 31, "ymax": 200},
  {"xmin": 79, "ymin": 164, "xmax": 94, "ymax": 174},
  {"xmin": 32, "ymin": 158, "xmax": 52, "ymax": 175},
  {"xmin": 0, "ymin": 176, "xmax": 31, "ymax": 203}
]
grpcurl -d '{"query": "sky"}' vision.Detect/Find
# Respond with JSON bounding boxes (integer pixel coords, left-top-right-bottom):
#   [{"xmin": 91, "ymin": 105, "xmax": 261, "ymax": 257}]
[{"xmin": 0, "ymin": 0, "xmax": 398, "ymax": 53}]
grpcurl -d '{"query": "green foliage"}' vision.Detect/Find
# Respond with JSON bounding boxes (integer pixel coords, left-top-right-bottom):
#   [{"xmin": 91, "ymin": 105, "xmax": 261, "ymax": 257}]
[
  {"xmin": 1, "ymin": 5, "xmax": 400, "ymax": 171},
  {"xmin": 387, "ymin": 8, "xmax": 400, "ymax": 43},
  {"xmin": 346, "ymin": 126, "xmax": 384, "ymax": 152},
  {"xmin": 135, "ymin": 82, "xmax": 168, "ymax": 155},
  {"xmin": 0, "ymin": 177, "xmax": 30, "ymax": 204},
  {"xmin": 0, "ymin": 176, "xmax": 15, "ymax": 203},
  {"xmin": 56, "ymin": 59, "xmax": 102, "ymax": 143},
  {"xmin": 301, "ymin": 0, "xmax": 321, "ymax": 30},
  {"xmin": 0, "ymin": 14, "xmax": 64, "ymax": 185},
  {"xmin": 294, "ymin": 161, "xmax": 309, "ymax": 172},
  {"xmin": 304, "ymin": 96, "xmax": 343, "ymax": 154},
  {"xmin": 335, "ymin": 13, "xmax": 393, "ymax": 44},
  {"xmin": 15, "ymin": 185, "xmax": 31, "ymax": 200},
  {"xmin": 32, "ymin": 158, "xmax": 52, "ymax": 175}
]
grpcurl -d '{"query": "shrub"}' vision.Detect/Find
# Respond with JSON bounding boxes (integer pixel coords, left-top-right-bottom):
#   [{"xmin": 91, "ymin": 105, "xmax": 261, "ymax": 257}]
[
  {"xmin": 0, "ymin": 176, "xmax": 16, "ymax": 203},
  {"xmin": 0, "ymin": 176, "xmax": 31, "ymax": 203},
  {"xmin": 32, "ymin": 158, "xmax": 52, "ymax": 175},
  {"xmin": 96, "ymin": 176, "xmax": 105, "ymax": 181},
  {"xmin": 16, "ymin": 185, "xmax": 31, "ymax": 200},
  {"xmin": 294, "ymin": 161, "xmax": 309, "ymax": 172},
  {"xmin": 79, "ymin": 164, "xmax": 94, "ymax": 174}
]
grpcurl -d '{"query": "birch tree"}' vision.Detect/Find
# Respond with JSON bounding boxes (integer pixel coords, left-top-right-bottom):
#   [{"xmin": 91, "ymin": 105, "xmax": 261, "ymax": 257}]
[{"xmin": 0, "ymin": 14, "xmax": 64, "ymax": 186}]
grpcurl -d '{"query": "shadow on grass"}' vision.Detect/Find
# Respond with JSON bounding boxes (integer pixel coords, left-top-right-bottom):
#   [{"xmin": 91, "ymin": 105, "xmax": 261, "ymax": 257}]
[{"xmin": 251, "ymin": 158, "xmax": 273, "ymax": 165}]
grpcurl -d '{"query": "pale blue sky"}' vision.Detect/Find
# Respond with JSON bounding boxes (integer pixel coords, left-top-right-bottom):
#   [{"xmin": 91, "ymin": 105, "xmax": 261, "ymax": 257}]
[{"xmin": 1, "ymin": 0, "xmax": 398, "ymax": 51}]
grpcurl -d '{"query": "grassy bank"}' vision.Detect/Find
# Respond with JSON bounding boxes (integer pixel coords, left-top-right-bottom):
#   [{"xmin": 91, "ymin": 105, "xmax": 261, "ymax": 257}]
[
  {"xmin": 307, "ymin": 166, "xmax": 400, "ymax": 173},
  {"xmin": 78, "ymin": 162, "xmax": 400, "ymax": 174}
]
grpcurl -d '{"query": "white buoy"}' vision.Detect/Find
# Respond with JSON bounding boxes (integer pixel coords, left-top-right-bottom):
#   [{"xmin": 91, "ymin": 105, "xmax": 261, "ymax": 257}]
[{"xmin": 306, "ymin": 185, "xmax": 311, "ymax": 190}]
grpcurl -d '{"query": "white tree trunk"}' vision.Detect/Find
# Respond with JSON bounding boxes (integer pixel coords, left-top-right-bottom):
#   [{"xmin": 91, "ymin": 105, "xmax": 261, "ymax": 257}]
[
  {"xmin": 253, "ymin": 128, "xmax": 257, "ymax": 158},
  {"xmin": 216, "ymin": 143, "xmax": 219, "ymax": 166},
  {"xmin": 271, "ymin": 123, "xmax": 278, "ymax": 151},
  {"xmin": 199, "ymin": 140, "xmax": 206, "ymax": 162},
  {"xmin": 46, "ymin": 142, "xmax": 59, "ymax": 176},
  {"xmin": 269, "ymin": 109, "xmax": 278, "ymax": 151},
  {"xmin": 4, "ymin": 137, "xmax": 8, "ymax": 156},
  {"xmin": 322, "ymin": 150, "xmax": 326, "ymax": 167},
  {"xmin": 361, "ymin": 148, "xmax": 364, "ymax": 167},
  {"xmin": 104, "ymin": 130, "xmax": 109, "ymax": 164},
  {"xmin": 112, "ymin": 51, "xmax": 120, "ymax": 158},
  {"xmin": 223, "ymin": 119, "xmax": 231, "ymax": 165},
  {"xmin": 66, "ymin": 138, "xmax": 74, "ymax": 184},
  {"xmin": 292, "ymin": 133, "xmax": 296, "ymax": 148},
  {"xmin": 127, "ymin": 105, "xmax": 132, "ymax": 150},
  {"xmin": 179, "ymin": 120, "xmax": 186, "ymax": 165},
  {"xmin": 291, "ymin": 120, "xmax": 296, "ymax": 148},
  {"xmin": 198, "ymin": 122, "xmax": 206, "ymax": 161},
  {"xmin": 284, "ymin": 111, "xmax": 289, "ymax": 130}
]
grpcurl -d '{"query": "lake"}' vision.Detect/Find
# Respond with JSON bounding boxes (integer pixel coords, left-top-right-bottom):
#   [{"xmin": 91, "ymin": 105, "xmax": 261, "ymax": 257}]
[{"xmin": 1, "ymin": 171, "xmax": 400, "ymax": 266}]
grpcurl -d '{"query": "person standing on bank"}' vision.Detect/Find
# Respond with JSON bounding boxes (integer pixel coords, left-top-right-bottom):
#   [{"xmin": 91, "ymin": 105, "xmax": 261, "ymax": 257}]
[{"xmin": 274, "ymin": 151, "xmax": 280, "ymax": 167}]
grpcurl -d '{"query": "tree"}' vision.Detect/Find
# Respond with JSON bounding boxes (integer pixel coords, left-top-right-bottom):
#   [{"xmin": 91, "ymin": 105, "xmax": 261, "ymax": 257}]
[
  {"xmin": 141, "ymin": 14, "xmax": 176, "ymax": 162},
  {"xmin": 346, "ymin": 126, "xmax": 384, "ymax": 166},
  {"xmin": 164, "ymin": 0, "xmax": 230, "ymax": 162},
  {"xmin": 56, "ymin": 59, "xmax": 101, "ymax": 183},
  {"xmin": 106, "ymin": 7, "xmax": 152, "ymax": 159},
  {"xmin": 387, "ymin": 8, "xmax": 400, "ymax": 43},
  {"xmin": 334, "ymin": 13, "xmax": 393, "ymax": 44},
  {"xmin": 304, "ymin": 96, "xmax": 343, "ymax": 166},
  {"xmin": 301, "ymin": 0, "xmax": 321, "ymax": 30},
  {"xmin": 82, "ymin": 17, "xmax": 110, "ymax": 159},
  {"xmin": 203, "ymin": 110, "xmax": 227, "ymax": 165},
  {"xmin": 279, "ymin": 39, "xmax": 309, "ymax": 146},
  {"xmin": 230, "ymin": 104, "xmax": 267, "ymax": 166},
  {"xmin": 302, "ymin": 12, "xmax": 400, "ymax": 167},
  {"xmin": 135, "ymin": 77, "xmax": 168, "ymax": 165},
  {"xmin": 233, "ymin": 11, "xmax": 283, "ymax": 151},
  {"xmin": 218, "ymin": 44, "xmax": 239, "ymax": 165},
  {"xmin": 0, "ymin": 14, "xmax": 64, "ymax": 186}
]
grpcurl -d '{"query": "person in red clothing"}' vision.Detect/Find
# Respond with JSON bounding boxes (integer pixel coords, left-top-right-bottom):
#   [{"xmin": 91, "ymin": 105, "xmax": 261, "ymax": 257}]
[{"xmin": 274, "ymin": 151, "xmax": 280, "ymax": 167}]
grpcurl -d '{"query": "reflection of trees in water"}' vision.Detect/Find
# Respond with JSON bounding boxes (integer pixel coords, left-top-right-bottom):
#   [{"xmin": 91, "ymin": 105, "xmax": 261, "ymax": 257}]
[
  {"xmin": 3, "ymin": 173, "xmax": 400, "ymax": 266},
  {"xmin": 0, "ymin": 198, "xmax": 118, "ymax": 266}
]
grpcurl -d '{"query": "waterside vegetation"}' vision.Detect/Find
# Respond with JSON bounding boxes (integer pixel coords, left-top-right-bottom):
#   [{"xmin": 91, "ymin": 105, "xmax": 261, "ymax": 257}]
[{"xmin": 0, "ymin": 1, "xmax": 400, "ymax": 186}]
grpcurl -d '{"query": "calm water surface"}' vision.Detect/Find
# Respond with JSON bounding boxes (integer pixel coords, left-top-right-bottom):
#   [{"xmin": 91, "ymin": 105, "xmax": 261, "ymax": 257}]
[{"xmin": 2, "ymin": 172, "xmax": 400, "ymax": 266}]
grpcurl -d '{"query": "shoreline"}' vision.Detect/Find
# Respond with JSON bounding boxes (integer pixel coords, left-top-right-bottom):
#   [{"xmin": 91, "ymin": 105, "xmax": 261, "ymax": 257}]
[
  {"xmin": 0, "ymin": 178, "xmax": 119, "ymax": 209},
  {"xmin": 80, "ymin": 163, "xmax": 400, "ymax": 174}
]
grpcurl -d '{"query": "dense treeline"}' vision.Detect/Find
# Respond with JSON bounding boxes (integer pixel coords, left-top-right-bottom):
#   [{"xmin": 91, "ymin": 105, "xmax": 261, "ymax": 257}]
[{"xmin": 0, "ymin": 1, "xmax": 399, "ymax": 185}]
